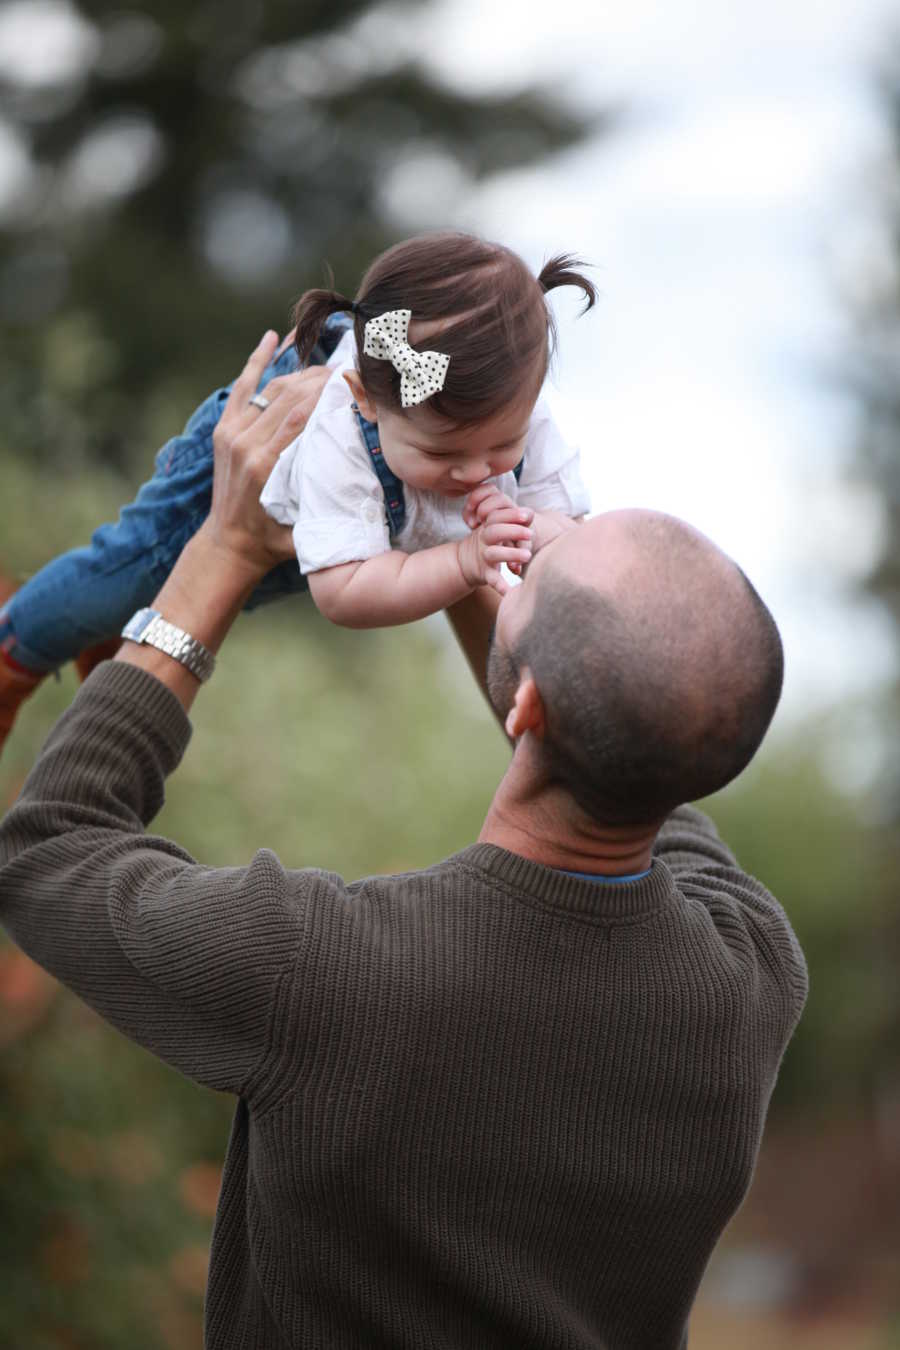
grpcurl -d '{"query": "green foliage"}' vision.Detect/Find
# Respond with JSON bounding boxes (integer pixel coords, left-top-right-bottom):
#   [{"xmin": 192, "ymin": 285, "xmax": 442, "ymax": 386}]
[
  {"xmin": 0, "ymin": 443, "xmax": 513, "ymax": 1347},
  {"xmin": 3, "ymin": 446, "xmax": 897, "ymax": 1341},
  {"xmin": 704, "ymin": 722, "xmax": 898, "ymax": 1120},
  {"xmin": 0, "ymin": 589, "xmax": 512, "ymax": 1349},
  {"xmin": 0, "ymin": 2, "xmax": 605, "ymax": 1338},
  {"xmin": 842, "ymin": 60, "xmax": 900, "ymax": 820},
  {"xmin": 0, "ymin": 0, "xmax": 604, "ymax": 478}
]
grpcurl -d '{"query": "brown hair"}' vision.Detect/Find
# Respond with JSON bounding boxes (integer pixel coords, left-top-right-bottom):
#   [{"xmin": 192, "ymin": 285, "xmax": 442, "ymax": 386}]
[
  {"xmin": 291, "ymin": 231, "xmax": 596, "ymax": 425},
  {"xmin": 507, "ymin": 528, "xmax": 784, "ymax": 826}
]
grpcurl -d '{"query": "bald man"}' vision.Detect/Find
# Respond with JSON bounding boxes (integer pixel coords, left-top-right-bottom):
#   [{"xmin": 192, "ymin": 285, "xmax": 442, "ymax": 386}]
[{"xmin": 0, "ymin": 339, "xmax": 806, "ymax": 1350}]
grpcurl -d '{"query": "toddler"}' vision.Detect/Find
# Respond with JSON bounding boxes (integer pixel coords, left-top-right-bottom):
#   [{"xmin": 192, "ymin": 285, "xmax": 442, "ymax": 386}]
[{"xmin": 0, "ymin": 231, "xmax": 595, "ymax": 748}]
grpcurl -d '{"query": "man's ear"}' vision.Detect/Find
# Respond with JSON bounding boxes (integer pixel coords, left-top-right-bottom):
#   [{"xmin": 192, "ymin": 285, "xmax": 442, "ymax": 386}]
[
  {"xmin": 505, "ymin": 671, "xmax": 546, "ymax": 742},
  {"xmin": 343, "ymin": 370, "xmax": 378, "ymax": 422}
]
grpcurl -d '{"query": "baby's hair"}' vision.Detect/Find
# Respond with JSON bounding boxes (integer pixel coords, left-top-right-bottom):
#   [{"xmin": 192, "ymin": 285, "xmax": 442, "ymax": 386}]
[{"xmin": 291, "ymin": 231, "xmax": 596, "ymax": 425}]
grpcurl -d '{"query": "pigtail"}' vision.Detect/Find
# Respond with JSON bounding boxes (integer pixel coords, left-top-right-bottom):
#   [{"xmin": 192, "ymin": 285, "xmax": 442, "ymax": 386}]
[
  {"xmin": 538, "ymin": 254, "xmax": 597, "ymax": 314},
  {"xmin": 291, "ymin": 271, "xmax": 358, "ymax": 364}
]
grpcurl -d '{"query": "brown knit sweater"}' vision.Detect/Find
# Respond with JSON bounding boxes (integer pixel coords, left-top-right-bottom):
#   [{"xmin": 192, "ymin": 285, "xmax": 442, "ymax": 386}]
[{"xmin": 0, "ymin": 663, "xmax": 807, "ymax": 1349}]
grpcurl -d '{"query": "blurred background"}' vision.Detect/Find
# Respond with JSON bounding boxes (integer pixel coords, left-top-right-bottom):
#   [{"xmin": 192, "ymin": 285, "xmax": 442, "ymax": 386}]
[{"xmin": 0, "ymin": 0, "xmax": 898, "ymax": 1345}]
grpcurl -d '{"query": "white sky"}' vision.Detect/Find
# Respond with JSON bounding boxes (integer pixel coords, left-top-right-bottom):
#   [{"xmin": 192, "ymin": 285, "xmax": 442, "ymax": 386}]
[
  {"xmin": 374, "ymin": 0, "xmax": 900, "ymax": 727},
  {"xmin": 1, "ymin": 0, "xmax": 898, "ymax": 734}
]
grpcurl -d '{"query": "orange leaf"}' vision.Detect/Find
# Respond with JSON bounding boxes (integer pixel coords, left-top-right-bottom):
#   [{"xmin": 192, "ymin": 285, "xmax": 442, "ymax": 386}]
[
  {"xmin": 39, "ymin": 1219, "xmax": 91, "ymax": 1286},
  {"xmin": 168, "ymin": 1243, "xmax": 209, "ymax": 1296},
  {"xmin": 178, "ymin": 1161, "xmax": 223, "ymax": 1217},
  {"xmin": 106, "ymin": 1130, "xmax": 164, "ymax": 1186}
]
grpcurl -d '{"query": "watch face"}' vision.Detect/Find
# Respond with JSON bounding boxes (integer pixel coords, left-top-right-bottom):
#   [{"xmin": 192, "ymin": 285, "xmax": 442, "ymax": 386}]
[{"xmin": 122, "ymin": 608, "xmax": 156, "ymax": 641}]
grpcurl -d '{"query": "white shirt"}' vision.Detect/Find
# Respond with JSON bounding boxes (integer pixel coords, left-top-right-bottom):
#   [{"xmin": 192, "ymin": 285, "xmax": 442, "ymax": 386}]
[{"xmin": 260, "ymin": 330, "xmax": 591, "ymax": 575}]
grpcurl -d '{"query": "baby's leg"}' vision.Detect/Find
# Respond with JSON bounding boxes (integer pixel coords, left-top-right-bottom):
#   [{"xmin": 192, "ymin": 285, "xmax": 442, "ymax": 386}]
[
  {"xmin": 1, "ymin": 385, "xmax": 228, "ymax": 674},
  {"xmin": 0, "ymin": 405, "xmax": 226, "ymax": 748},
  {"xmin": 0, "ymin": 344, "xmax": 306, "ymax": 745},
  {"xmin": 2, "ymin": 344, "xmax": 312, "ymax": 668}
]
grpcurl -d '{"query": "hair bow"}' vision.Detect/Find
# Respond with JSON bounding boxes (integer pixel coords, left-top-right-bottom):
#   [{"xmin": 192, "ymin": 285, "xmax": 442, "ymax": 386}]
[{"xmin": 363, "ymin": 309, "xmax": 451, "ymax": 409}]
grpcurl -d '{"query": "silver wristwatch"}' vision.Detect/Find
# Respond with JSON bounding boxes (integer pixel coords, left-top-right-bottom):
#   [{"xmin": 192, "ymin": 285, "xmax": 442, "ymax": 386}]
[{"xmin": 121, "ymin": 608, "xmax": 216, "ymax": 683}]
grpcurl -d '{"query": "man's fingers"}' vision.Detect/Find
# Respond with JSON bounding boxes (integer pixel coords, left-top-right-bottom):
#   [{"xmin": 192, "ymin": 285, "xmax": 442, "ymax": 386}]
[
  {"xmin": 257, "ymin": 365, "xmax": 328, "ymax": 405},
  {"xmin": 244, "ymin": 369, "xmax": 330, "ymax": 479},
  {"xmin": 241, "ymin": 368, "xmax": 329, "ymax": 447},
  {"xmin": 225, "ymin": 331, "xmax": 279, "ymax": 421},
  {"xmin": 214, "ymin": 365, "xmax": 330, "ymax": 504}
]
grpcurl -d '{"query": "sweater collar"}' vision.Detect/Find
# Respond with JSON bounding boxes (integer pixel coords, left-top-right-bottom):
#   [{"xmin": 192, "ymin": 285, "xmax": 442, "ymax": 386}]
[{"xmin": 453, "ymin": 843, "xmax": 673, "ymax": 923}]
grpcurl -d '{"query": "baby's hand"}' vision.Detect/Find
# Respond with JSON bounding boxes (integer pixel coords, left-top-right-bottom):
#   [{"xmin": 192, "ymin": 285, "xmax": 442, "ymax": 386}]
[
  {"xmin": 462, "ymin": 484, "xmax": 535, "ymax": 585},
  {"xmin": 457, "ymin": 504, "xmax": 533, "ymax": 596},
  {"xmin": 529, "ymin": 509, "xmax": 581, "ymax": 555}
]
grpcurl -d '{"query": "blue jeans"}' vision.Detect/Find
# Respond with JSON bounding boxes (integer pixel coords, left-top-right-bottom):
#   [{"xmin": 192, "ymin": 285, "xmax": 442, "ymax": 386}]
[{"xmin": 0, "ymin": 329, "xmax": 343, "ymax": 675}]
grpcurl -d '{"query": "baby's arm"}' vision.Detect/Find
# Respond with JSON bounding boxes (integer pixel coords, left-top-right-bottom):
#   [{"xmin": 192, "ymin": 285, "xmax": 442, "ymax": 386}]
[{"xmin": 308, "ymin": 506, "xmax": 532, "ymax": 628}]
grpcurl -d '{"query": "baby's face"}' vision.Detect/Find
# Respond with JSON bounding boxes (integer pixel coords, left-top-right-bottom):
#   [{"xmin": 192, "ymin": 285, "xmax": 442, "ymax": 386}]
[{"xmin": 374, "ymin": 398, "xmax": 532, "ymax": 497}]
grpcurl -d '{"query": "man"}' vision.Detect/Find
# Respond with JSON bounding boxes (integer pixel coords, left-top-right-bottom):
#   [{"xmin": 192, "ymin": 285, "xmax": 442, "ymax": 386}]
[{"xmin": 0, "ymin": 335, "xmax": 806, "ymax": 1349}]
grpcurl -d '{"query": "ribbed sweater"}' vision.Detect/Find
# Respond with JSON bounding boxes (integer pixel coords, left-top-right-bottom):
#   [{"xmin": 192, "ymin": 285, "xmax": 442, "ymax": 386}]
[{"xmin": 0, "ymin": 663, "xmax": 807, "ymax": 1350}]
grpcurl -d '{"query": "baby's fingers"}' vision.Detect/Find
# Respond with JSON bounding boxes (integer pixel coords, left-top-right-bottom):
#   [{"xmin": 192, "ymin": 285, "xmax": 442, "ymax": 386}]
[
  {"xmin": 483, "ymin": 567, "xmax": 509, "ymax": 597},
  {"xmin": 480, "ymin": 519, "xmax": 533, "ymax": 547},
  {"xmin": 464, "ymin": 486, "xmax": 527, "ymax": 528},
  {"xmin": 464, "ymin": 483, "xmax": 501, "ymax": 514},
  {"xmin": 483, "ymin": 542, "xmax": 533, "ymax": 570}
]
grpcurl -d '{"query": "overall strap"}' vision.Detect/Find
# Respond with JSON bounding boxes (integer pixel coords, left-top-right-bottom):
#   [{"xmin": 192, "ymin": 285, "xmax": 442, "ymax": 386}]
[
  {"xmin": 307, "ymin": 314, "xmax": 406, "ymax": 538},
  {"xmin": 352, "ymin": 405, "xmax": 523, "ymax": 535},
  {"xmin": 352, "ymin": 406, "xmax": 407, "ymax": 538},
  {"xmin": 324, "ymin": 296, "xmax": 521, "ymax": 530}
]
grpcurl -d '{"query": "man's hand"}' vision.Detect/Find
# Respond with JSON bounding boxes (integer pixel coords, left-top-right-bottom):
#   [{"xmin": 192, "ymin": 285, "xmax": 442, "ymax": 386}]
[
  {"xmin": 202, "ymin": 331, "xmax": 330, "ymax": 581},
  {"xmin": 113, "ymin": 331, "xmax": 328, "ymax": 712}
]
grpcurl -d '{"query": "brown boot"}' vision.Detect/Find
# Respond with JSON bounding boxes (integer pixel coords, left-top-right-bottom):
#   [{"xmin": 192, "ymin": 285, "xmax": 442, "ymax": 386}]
[
  {"xmin": 74, "ymin": 637, "xmax": 122, "ymax": 683},
  {"xmin": 0, "ymin": 656, "xmax": 46, "ymax": 753}
]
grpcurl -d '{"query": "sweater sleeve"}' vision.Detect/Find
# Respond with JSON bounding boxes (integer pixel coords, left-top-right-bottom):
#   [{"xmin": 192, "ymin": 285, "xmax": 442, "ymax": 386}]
[
  {"xmin": 0, "ymin": 662, "xmax": 307, "ymax": 1096},
  {"xmin": 654, "ymin": 803, "xmax": 809, "ymax": 1025},
  {"xmin": 652, "ymin": 802, "xmax": 741, "ymax": 872}
]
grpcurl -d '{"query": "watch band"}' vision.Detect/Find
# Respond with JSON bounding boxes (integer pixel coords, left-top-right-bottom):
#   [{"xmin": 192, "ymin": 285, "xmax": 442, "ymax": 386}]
[{"xmin": 121, "ymin": 608, "xmax": 216, "ymax": 683}]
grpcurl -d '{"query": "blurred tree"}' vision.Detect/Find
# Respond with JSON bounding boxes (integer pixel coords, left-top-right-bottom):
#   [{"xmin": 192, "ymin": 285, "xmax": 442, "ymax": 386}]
[
  {"xmin": 704, "ymin": 720, "xmax": 897, "ymax": 1121},
  {"xmin": 843, "ymin": 61, "xmax": 900, "ymax": 823},
  {"xmin": 0, "ymin": 6, "xmax": 612, "ymax": 1344},
  {"xmin": 0, "ymin": 0, "xmax": 608, "ymax": 479},
  {"xmin": 830, "ymin": 52, "xmax": 900, "ymax": 1172}
]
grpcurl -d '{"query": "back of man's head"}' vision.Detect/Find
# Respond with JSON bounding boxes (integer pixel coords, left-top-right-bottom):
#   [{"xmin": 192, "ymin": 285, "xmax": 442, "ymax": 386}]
[{"xmin": 510, "ymin": 511, "xmax": 783, "ymax": 826}]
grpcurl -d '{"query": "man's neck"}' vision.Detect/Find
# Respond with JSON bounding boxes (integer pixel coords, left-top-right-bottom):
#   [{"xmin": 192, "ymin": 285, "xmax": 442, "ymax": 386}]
[{"xmin": 479, "ymin": 754, "xmax": 658, "ymax": 876}]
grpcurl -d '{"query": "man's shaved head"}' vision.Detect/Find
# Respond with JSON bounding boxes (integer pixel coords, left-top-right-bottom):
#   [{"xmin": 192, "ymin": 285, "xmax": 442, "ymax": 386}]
[{"xmin": 487, "ymin": 510, "xmax": 783, "ymax": 826}]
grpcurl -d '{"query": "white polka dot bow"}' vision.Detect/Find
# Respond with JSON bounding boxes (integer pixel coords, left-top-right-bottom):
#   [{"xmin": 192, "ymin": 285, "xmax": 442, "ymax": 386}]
[{"xmin": 362, "ymin": 309, "xmax": 451, "ymax": 408}]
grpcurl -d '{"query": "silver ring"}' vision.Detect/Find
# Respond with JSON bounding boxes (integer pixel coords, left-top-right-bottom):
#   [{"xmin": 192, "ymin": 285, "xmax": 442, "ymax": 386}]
[{"xmin": 248, "ymin": 393, "xmax": 270, "ymax": 411}]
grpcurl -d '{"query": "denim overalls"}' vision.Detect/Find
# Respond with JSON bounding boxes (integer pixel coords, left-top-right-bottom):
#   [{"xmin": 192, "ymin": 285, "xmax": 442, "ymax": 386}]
[
  {"xmin": 0, "ymin": 315, "xmax": 521, "ymax": 674},
  {"xmin": 0, "ymin": 319, "xmax": 366, "ymax": 671}
]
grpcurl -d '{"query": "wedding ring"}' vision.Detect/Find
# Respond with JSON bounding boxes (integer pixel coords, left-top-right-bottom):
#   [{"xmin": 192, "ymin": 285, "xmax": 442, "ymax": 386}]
[{"xmin": 248, "ymin": 393, "xmax": 270, "ymax": 411}]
